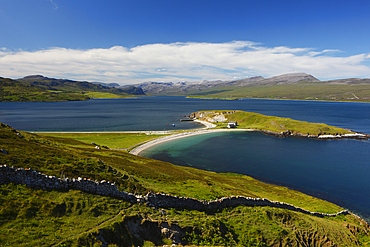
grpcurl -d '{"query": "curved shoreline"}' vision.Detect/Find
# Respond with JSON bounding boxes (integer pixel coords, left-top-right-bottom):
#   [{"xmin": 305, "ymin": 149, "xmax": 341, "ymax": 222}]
[
  {"xmin": 129, "ymin": 120, "xmax": 368, "ymax": 155},
  {"xmin": 129, "ymin": 128, "xmax": 251, "ymax": 155}
]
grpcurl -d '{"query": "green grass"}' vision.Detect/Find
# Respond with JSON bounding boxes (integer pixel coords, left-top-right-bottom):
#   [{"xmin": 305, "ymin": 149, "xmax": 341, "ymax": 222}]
[
  {"xmin": 1, "ymin": 122, "xmax": 370, "ymax": 246},
  {"xmin": 0, "ymin": 76, "xmax": 144, "ymax": 102},
  {"xmin": 39, "ymin": 132, "xmax": 167, "ymax": 150},
  {"xmin": 196, "ymin": 110, "xmax": 354, "ymax": 136},
  {"xmin": 0, "ymin": 183, "xmax": 132, "ymax": 247},
  {"xmin": 0, "ymin": 78, "xmax": 89, "ymax": 102},
  {"xmin": 84, "ymin": 91, "xmax": 130, "ymax": 99}
]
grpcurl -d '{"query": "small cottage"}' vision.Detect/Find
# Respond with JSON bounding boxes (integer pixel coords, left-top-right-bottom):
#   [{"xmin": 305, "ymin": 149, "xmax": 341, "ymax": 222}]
[{"xmin": 227, "ymin": 121, "xmax": 237, "ymax": 128}]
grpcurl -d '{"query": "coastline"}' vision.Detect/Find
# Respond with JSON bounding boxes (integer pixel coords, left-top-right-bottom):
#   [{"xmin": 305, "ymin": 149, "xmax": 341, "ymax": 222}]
[
  {"xmin": 129, "ymin": 118, "xmax": 368, "ymax": 155},
  {"xmin": 129, "ymin": 128, "xmax": 251, "ymax": 155}
]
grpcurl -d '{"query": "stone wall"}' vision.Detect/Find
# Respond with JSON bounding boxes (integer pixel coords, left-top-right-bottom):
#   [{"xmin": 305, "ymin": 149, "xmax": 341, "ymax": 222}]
[
  {"xmin": 0, "ymin": 165, "xmax": 136, "ymax": 202},
  {"xmin": 143, "ymin": 192, "xmax": 349, "ymax": 217},
  {"xmin": 0, "ymin": 165, "xmax": 348, "ymax": 218}
]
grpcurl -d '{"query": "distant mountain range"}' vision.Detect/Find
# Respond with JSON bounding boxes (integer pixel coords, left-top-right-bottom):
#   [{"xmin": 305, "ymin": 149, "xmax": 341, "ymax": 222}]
[
  {"xmin": 2, "ymin": 73, "xmax": 370, "ymax": 102},
  {"xmin": 133, "ymin": 73, "xmax": 370, "ymax": 102},
  {"xmin": 133, "ymin": 73, "xmax": 320, "ymax": 95}
]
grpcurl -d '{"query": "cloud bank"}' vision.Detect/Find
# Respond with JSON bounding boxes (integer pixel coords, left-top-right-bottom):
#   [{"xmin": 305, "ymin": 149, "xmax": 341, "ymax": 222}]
[{"xmin": 1, "ymin": 41, "xmax": 370, "ymax": 84}]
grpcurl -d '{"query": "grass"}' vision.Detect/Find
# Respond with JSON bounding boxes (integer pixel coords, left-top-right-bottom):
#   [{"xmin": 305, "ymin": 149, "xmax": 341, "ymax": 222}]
[
  {"xmin": 1, "ymin": 122, "xmax": 370, "ymax": 246},
  {"xmin": 195, "ymin": 110, "xmax": 354, "ymax": 136},
  {"xmin": 39, "ymin": 132, "xmax": 167, "ymax": 150},
  {"xmin": 0, "ymin": 183, "xmax": 131, "ymax": 247},
  {"xmin": 83, "ymin": 91, "xmax": 133, "ymax": 99},
  {"xmin": 0, "ymin": 77, "xmax": 144, "ymax": 102}
]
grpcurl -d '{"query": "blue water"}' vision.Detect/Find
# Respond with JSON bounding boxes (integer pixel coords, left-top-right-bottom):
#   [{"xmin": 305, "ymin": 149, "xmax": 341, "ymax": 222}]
[
  {"xmin": 1, "ymin": 96, "xmax": 370, "ymax": 220},
  {"xmin": 1, "ymin": 97, "xmax": 370, "ymax": 133}
]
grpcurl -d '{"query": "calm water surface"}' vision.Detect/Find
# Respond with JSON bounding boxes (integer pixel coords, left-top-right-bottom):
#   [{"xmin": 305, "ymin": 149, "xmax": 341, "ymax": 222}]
[
  {"xmin": 1, "ymin": 96, "xmax": 370, "ymax": 133},
  {"xmin": 1, "ymin": 96, "xmax": 369, "ymax": 220}
]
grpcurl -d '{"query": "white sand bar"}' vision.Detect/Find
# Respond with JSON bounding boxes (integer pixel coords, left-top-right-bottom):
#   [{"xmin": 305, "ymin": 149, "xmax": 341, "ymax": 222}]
[{"xmin": 130, "ymin": 128, "xmax": 251, "ymax": 155}]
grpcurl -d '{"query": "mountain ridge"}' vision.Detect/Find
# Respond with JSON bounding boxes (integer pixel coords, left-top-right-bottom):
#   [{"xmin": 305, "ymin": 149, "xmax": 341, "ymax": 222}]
[
  {"xmin": 17, "ymin": 75, "xmax": 145, "ymax": 96},
  {"xmin": 134, "ymin": 73, "xmax": 321, "ymax": 95},
  {"xmin": 132, "ymin": 73, "xmax": 370, "ymax": 102}
]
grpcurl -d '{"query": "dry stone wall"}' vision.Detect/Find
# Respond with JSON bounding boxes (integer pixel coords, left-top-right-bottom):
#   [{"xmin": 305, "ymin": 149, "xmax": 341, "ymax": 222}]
[
  {"xmin": 0, "ymin": 165, "xmax": 136, "ymax": 202},
  {"xmin": 0, "ymin": 165, "xmax": 349, "ymax": 218}
]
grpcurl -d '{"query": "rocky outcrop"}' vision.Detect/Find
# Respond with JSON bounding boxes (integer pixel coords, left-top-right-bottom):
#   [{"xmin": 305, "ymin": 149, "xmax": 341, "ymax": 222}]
[
  {"xmin": 189, "ymin": 111, "xmax": 235, "ymax": 120},
  {"xmin": 0, "ymin": 165, "xmax": 349, "ymax": 219}
]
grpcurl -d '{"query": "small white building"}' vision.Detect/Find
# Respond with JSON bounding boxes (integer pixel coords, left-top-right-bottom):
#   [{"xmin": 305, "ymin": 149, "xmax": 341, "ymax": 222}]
[{"xmin": 227, "ymin": 121, "xmax": 237, "ymax": 128}]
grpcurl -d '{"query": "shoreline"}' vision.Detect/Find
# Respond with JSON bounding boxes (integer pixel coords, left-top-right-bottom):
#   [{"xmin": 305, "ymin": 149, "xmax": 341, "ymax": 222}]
[
  {"xmin": 129, "ymin": 119, "xmax": 368, "ymax": 155},
  {"xmin": 129, "ymin": 128, "xmax": 251, "ymax": 155}
]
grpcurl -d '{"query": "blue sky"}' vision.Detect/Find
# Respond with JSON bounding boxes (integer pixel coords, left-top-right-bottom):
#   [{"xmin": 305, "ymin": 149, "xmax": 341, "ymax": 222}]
[{"xmin": 1, "ymin": 0, "xmax": 370, "ymax": 84}]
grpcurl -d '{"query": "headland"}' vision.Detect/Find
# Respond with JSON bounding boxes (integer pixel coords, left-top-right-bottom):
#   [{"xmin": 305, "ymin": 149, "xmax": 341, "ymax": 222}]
[{"xmin": 130, "ymin": 110, "xmax": 369, "ymax": 155}]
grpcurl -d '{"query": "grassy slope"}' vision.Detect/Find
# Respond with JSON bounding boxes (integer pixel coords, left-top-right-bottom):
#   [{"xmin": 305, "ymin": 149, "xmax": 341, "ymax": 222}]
[
  {"xmin": 185, "ymin": 82, "xmax": 370, "ymax": 102},
  {"xmin": 17, "ymin": 77, "xmax": 144, "ymax": 98},
  {"xmin": 1, "ymin": 123, "xmax": 370, "ymax": 246},
  {"xmin": 0, "ymin": 77, "xmax": 144, "ymax": 102},
  {"xmin": 0, "ymin": 78, "xmax": 88, "ymax": 102},
  {"xmin": 39, "ymin": 132, "xmax": 166, "ymax": 150}
]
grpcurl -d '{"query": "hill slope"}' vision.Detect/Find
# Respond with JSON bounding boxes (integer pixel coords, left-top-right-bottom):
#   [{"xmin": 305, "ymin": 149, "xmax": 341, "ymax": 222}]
[
  {"xmin": 0, "ymin": 123, "xmax": 369, "ymax": 246},
  {"xmin": 0, "ymin": 75, "xmax": 145, "ymax": 102},
  {"xmin": 18, "ymin": 75, "xmax": 145, "ymax": 96},
  {"xmin": 0, "ymin": 77, "xmax": 88, "ymax": 101}
]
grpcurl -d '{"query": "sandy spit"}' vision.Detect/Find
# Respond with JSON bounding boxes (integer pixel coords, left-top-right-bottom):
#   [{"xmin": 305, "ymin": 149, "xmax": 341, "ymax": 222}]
[{"xmin": 129, "ymin": 128, "xmax": 251, "ymax": 155}]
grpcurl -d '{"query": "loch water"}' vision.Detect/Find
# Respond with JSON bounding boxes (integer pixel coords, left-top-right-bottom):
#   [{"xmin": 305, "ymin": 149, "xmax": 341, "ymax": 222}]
[{"xmin": 1, "ymin": 96, "xmax": 370, "ymax": 220}]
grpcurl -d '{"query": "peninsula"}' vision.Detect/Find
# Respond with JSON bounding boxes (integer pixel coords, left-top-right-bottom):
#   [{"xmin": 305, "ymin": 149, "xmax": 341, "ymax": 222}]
[{"xmin": 130, "ymin": 110, "xmax": 368, "ymax": 155}]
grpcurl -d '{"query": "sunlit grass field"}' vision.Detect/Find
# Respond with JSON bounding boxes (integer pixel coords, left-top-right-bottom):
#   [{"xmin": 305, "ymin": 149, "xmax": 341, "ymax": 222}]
[
  {"xmin": 84, "ymin": 91, "xmax": 127, "ymax": 99},
  {"xmin": 39, "ymin": 132, "xmax": 167, "ymax": 150},
  {"xmin": 224, "ymin": 110, "xmax": 353, "ymax": 135}
]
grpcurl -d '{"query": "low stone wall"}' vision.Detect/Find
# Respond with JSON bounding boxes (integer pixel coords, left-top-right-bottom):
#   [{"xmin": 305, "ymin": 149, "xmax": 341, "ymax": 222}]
[
  {"xmin": 0, "ymin": 165, "xmax": 136, "ymax": 202},
  {"xmin": 143, "ymin": 192, "xmax": 349, "ymax": 217},
  {"xmin": 0, "ymin": 165, "xmax": 348, "ymax": 218}
]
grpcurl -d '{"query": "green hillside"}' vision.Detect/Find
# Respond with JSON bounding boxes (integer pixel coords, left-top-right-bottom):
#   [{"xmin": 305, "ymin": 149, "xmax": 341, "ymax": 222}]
[
  {"xmin": 0, "ymin": 77, "xmax": 88, "ymax": 101},
  {"xmin": 0, "ymin": 75, "xmax": 145, "ymax": 102},
  {"xmin": 1, "ymin": 123, "xmax": 370, "ymax": 246}
]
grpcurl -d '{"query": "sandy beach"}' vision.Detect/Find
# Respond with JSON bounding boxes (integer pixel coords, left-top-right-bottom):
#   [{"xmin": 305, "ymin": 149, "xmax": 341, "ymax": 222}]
[{"xmin": 129, "ymin": 127, "xmax": 251, "ymax": 155}]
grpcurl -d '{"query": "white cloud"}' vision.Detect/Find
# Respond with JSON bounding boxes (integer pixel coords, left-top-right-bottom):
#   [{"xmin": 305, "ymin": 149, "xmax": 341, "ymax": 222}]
[
  {"xmin": 0, "ymin": 41, "xmax": 370, "ymax": 84},
  {"xmin": 47, "ymin": 0, "xmax": 58, "ymax": 10}
]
